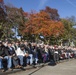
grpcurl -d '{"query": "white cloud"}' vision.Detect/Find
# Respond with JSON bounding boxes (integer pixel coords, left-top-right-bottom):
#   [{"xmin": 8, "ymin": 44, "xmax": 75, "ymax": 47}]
[
  {"xmin": 66, "ymin": 0, "xmax": 76, "ymax": 8},
  {"xmin": 38, "ymin": 0, "xmax": 48, "ymax": 10}
]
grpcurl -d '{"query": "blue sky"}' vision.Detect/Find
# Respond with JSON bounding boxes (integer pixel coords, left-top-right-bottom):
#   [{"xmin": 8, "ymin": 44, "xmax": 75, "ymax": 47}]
[{"xmin": 4, "ymin": 0, "xmax": 76, "ymax": 18}]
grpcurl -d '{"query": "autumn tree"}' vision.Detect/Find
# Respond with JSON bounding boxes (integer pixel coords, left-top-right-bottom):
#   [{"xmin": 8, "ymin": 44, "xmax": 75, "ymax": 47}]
[
  {"xmin": 41, "ymin": 6, "xmax": 60, "ymax": 21},
  {"xmin": 21, "ymin": 10, "xmax": 64, "ymax": 44}
]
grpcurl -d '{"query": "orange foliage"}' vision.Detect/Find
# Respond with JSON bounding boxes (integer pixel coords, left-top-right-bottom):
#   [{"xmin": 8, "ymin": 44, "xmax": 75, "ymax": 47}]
[{"xmin": 22, "ymin": 10, "xmax": 64, "ymax": 37}]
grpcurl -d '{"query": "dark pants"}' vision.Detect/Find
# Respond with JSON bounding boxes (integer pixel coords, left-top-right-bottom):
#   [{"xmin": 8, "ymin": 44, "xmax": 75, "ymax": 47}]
[
  {"xmin": 54, "ymin": 53, "xmax": 59, "ymax": 63},
  {"xmin": 12, "ymin": 58, "xmax": 19, "ymax": 67},
  {"xmin": 2, "ymin": 59, "xmax": 7, "ymax": 69},
  {"xmin": 23, "ymin": 56, "xmax": 27, "ymax": 66}
]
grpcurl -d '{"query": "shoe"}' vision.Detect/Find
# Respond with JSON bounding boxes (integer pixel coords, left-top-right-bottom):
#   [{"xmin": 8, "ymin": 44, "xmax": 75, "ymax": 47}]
[
  {"xmin": 33, "ymin": 65, "xmax": 36, "ymax": 68},
  {"xmin": 1, "ymin": 69, "xmax": 6, "ymax": 72},
  {"xmin": 30, "ymin": 64, "xmax": 33, "ymax": 66},
  {"xmin": 8, "ymin": 68, "xmax": 13, "ymax": 71},
  {"xmin": 18, "ymin": 65, "xmax": 23, "ymax": 68},
  {"xmin": 20, "ymin": 67, "xmax": 25, "ymax": 71},
  {"xmin": 15, "ymin": 66, "xmax": 19, "ymax": 69}
]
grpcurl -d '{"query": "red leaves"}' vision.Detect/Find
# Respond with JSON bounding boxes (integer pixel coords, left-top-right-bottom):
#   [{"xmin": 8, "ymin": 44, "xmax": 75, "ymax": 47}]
[
  {"xmin": 0, "ymin": 0, "xmax": 3, "ymax": 2},
  {"xmin": 22, "ymin": 10, "xmax": 64, "ymax": 38},
  {"xmin": 41, "ymin": 6, "xmax": 60, "ymax": 20}
]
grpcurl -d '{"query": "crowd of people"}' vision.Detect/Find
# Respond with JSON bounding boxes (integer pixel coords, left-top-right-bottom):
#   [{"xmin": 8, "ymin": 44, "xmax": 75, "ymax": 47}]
[{"xmin": 0, "ymin": 40, "xmax": 76, "ymax": 72}]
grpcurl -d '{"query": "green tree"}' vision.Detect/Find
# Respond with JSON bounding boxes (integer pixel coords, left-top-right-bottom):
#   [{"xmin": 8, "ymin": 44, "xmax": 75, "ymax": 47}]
[{"xmin": 61, "ymin": 18, "xmax": 75, "ymax": 46}]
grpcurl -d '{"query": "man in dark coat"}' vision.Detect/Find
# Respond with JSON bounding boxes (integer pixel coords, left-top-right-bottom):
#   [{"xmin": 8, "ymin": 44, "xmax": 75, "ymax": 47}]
[
  {"xmin": 7, "ymin": 42, "xmax": 22, "ymax": 69},
  {"xmin": 0, "ymin": 41, "xmax": 8, "ymax": 72}
]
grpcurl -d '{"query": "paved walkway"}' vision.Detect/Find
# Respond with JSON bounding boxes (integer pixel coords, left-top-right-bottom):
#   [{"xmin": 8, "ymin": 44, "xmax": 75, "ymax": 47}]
[
  {"xmin": 30, "ymin": 59, "xmax": 76, "ymax": 75},
  {"xmin": 3, "ymin": 59, "xmax": 76, "ymax": 75}
]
